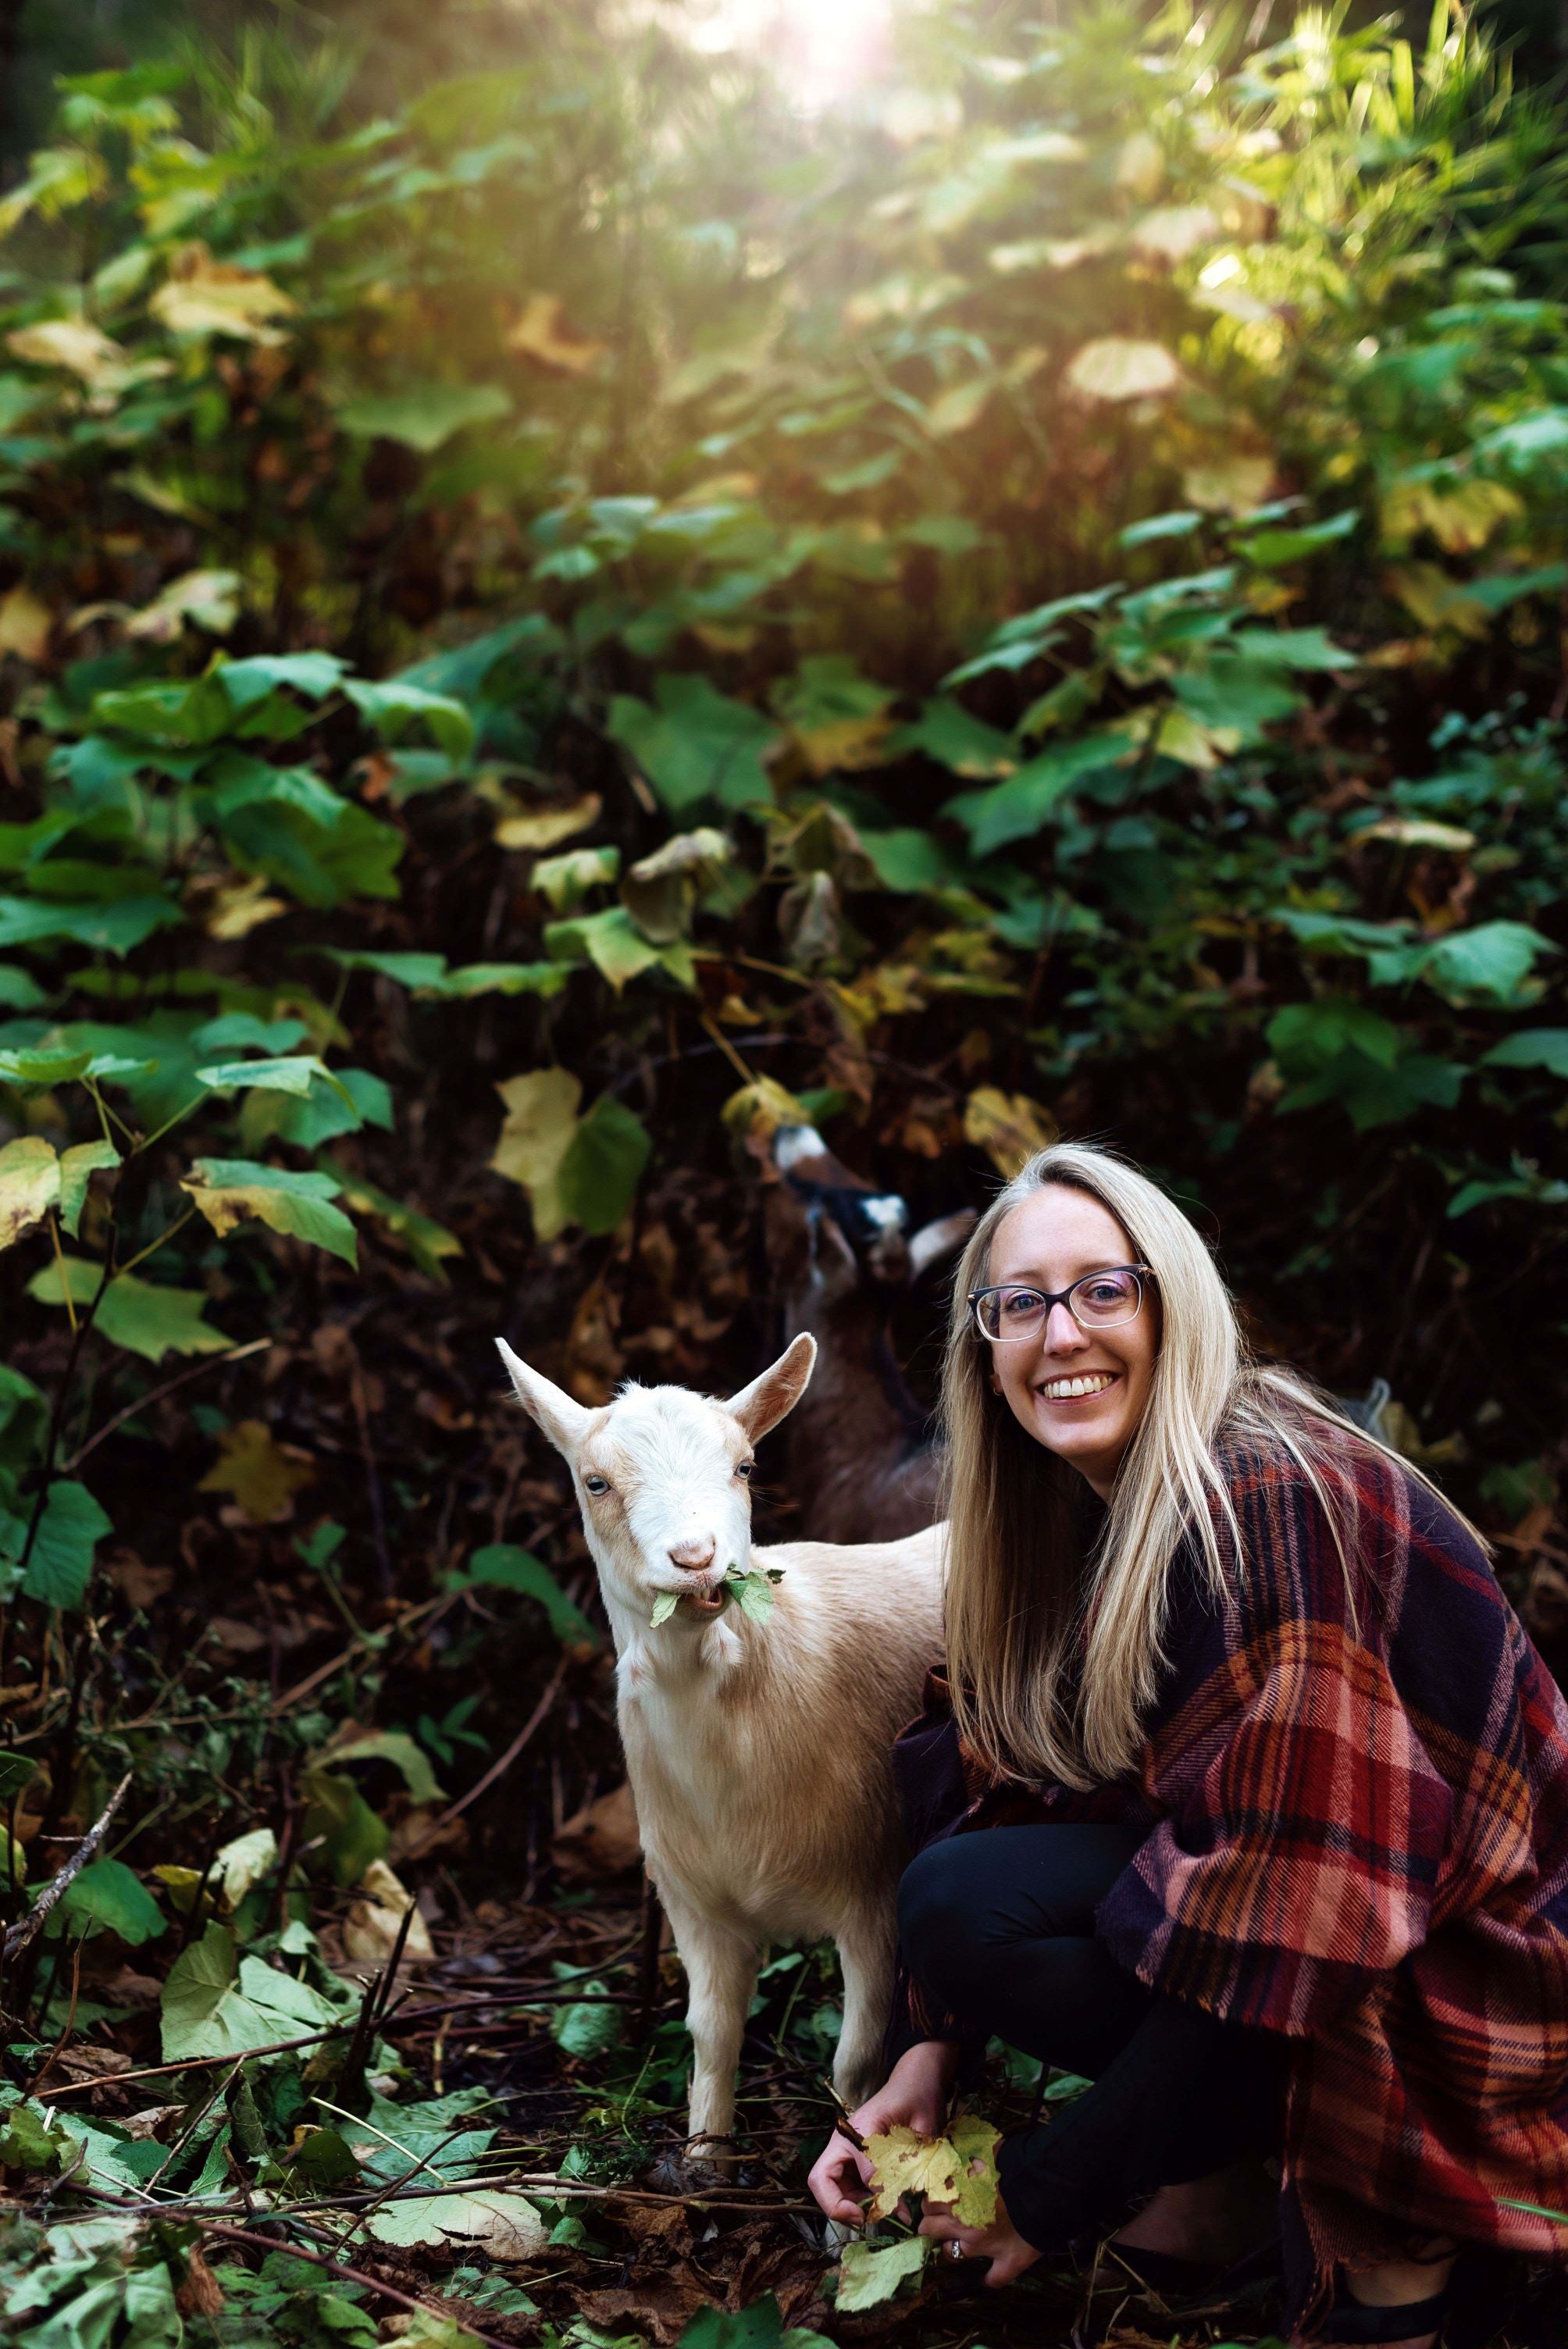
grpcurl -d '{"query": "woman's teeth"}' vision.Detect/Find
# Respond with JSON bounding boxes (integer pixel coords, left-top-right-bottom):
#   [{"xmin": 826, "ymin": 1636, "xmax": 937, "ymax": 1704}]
[{"xmin": 1039, "ymin": 1372, "xmax": 1117, "ymax": 1400}]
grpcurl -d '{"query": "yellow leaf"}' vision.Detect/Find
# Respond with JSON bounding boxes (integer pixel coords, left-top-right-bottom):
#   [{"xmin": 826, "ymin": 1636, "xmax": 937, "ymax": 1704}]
[
  {"xmin": 505, "ymin": 293, "xmax": 607, "ymax": 376},
  {"xmin": 865, "ymin": 2112, "xmax": 1000, "ymax": 2228},
  {"xmin": 149, "ymin": 245, "xmax": 294, "ymax": 344},
  {"xmin": 490, "ymin": 1067, "xmax": 582, "ymax": 1241},
  {"xmin": 1380, "ymin": 476, "xmax": 1521, "ymax": 556},
  {"xmin": 198, "ymin": 1420, "xmax": 316, "ymax": 1523},
  {"xmin": 946, "ymin": 2112, "xmax": 1003, "ymax": 2226},
  {"xmin": 6, "ymin": 316, "xmax": 127, "ymax": 382},
  {"xmin": 1383, "ymin": 563, "xmax": 1490, "ymax": 640},
  {"xmin": 202, "ymin": 876, "xmax": 288, "ymax": 939},
  {"xmin": 720, "ymin": 1077, "xmax": 811, "ymax": 1141},
  {"xmin": 964, "ymin": 1086, "xmax": 1057, "ymax": 1176},
  {"xmin": 1153, "ymin": 705, "xmax": 1233, "ymax": 769},
  {"xmin": 1131, "ymin": 205, "xmax": 1220, "ymax": 262},
  {"xmin": 493, "ymin": 790, "xmax": 603, "ymax": 851},
  {"xmin": 0, "ymin": 586, "xmax": 52, "ymax": 663},
  {"xmin": 1182, "ymin": 456, "xmax": 1274, "ymax": 514},
  {"xmin": 791, "ymin": 714, "xmax": 894, "ymax": 776},
  {"xmin": 1065, "ymin": 337, "xmax": 1179, "ymax": 404},
  {"xmin": 0, "ymin": 1137, "xmax": 60, "ymax": 1249}
]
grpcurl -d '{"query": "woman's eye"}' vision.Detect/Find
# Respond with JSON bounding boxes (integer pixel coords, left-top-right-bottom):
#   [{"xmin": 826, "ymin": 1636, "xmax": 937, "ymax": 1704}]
[{"xmin": 1002, "ymin": 1290, "xmax": 1042, "ymax": 1317}]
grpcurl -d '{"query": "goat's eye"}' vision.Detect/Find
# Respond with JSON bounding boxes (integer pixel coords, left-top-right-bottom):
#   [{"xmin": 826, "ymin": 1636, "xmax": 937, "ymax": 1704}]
[
  {"xmin": 583, "ymin": 1474, "xmax": 611, "ymax": 1496},
  {"xmin": 736, "ymin": 1460, "xmax": 754, "ymax": 1480}
]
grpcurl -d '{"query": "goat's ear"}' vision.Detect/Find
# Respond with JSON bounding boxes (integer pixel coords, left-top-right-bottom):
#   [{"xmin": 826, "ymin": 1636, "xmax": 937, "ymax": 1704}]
[
  {"xmin": 725, "ymin": 1331, "xmax": 817, "ymax": 1442},
  {"xmin": 495, "ymin": 1338, "xmax": 594, "ymax": 1457},
  {"xmin": 908, "ymin": 1207, "xmax": 978, "ymax": 1282}
]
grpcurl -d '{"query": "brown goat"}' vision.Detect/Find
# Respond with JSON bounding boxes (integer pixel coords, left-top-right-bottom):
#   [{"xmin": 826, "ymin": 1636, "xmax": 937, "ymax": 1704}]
[{"xmin": 761, "ymin": 1124, "xmax": 974, "ymax": 1545}]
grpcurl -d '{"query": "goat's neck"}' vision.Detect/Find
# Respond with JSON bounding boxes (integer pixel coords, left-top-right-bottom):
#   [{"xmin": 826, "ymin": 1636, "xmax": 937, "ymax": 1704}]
[{"xmin": 784, "ymin": 1289, "xmax": 924, "ymax": 1449}]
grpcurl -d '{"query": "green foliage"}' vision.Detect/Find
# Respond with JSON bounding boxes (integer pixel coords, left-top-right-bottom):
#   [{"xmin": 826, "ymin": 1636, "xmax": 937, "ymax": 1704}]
[
  {"xmin": 0, "ymin": 12, "xmax": 1564, "ymax": 2319},
  {"xmin": 159, "ymin": 1920, "xmax": 347, "ymax": 2059},
  {"xmin": 57, "ymin": 1856, "xmax": 166, "ymax": 1944},
  {"xmin": 458, "ymin": 1543, "xmax": 600, "ymax": 1646}
]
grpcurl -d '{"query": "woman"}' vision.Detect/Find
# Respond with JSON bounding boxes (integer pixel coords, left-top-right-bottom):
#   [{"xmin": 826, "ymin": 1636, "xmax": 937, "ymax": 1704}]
[{"xmin": 807, "ymin": 1142, "xmax": 1568, "ymax": 2348}]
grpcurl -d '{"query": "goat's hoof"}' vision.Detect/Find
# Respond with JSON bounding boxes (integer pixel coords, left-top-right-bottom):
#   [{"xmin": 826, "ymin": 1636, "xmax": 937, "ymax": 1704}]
[{"xmin": 648, "ymin": 2137, "xmax": 739, "ymax": 2194}]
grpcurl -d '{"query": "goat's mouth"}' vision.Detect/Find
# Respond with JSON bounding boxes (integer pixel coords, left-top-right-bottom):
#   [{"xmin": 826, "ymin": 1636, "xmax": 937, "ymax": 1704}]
[{"xmin": 680, "ymin": 1584, "xmax": 727, "ymax": 1615}]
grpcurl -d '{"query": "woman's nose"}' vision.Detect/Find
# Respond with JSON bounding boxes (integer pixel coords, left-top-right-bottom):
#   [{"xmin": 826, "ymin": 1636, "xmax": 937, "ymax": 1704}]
[{"xmin": 1041, "ymin": 1301, "xmax": 1087, "ymax": 1350}]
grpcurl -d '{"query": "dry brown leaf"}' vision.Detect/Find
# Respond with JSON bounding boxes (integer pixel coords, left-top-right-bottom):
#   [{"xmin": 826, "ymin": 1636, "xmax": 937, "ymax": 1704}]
[
  {"xmin": 106, "ymin": 1555, "xmax": 175, "ymax": 1609},
  {"xmin": 578, "ymin": 2278, "xmax": 711, "ymax": 2347},
  {"xmin": 553, "ymin": 1779, "xmax": 642, "ymax": 1880},
  {"xmin": 343, "ymin": 1859, "xmax": 435, "ymax": 1966}
]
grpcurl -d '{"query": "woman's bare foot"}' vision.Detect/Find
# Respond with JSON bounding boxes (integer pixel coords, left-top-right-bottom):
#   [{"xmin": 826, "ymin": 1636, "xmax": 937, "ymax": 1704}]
[{"xmin": 1111, "ymin": 2155, "xmax": 1278, "ymax": 2269}]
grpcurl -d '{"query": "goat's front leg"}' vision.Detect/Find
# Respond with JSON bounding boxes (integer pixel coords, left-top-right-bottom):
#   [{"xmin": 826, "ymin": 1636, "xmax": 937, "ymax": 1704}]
[
  {"xmin": 661, "ymin": 1889, "xmax": 758, "ymax": 2154},
  {"xmin": 832, "ymin": 1904, "xmax": 896, "ymax": 2114}
]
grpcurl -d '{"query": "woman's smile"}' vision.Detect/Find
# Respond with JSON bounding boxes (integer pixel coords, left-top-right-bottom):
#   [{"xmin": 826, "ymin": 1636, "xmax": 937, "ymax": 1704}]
[{"xmin": 1035, "ymin": 1370, "xmax": 1121, "ymax": 1405}]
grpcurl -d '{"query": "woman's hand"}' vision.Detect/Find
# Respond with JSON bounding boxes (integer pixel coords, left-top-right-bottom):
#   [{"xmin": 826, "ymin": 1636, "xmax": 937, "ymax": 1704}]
[
  {"xmin": 806, "ymin": 2040, "xmax": 962, "ymax": 2224},
  {"xmin": 918, "ymin": 2190, "xmax": 1041, "ymax": 2288}
]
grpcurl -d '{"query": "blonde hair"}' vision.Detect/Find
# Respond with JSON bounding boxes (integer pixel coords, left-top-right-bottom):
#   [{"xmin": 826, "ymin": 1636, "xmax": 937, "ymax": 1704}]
[{"xmin": 939, "ymin": 1140, "xmax": 1481, "ymax": 1791}]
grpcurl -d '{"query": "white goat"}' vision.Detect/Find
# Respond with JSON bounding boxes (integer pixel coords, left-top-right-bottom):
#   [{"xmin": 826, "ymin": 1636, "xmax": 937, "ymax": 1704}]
[{"xmin": 495, "ymin": 1331, "xmax": 946, "ymax": 2155}]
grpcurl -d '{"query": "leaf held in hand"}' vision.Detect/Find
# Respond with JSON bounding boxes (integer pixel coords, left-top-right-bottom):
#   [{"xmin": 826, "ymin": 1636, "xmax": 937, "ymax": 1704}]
[{"xmin": 864, "ymin": 2111, "xmax": 1000, "ymax": 2227}]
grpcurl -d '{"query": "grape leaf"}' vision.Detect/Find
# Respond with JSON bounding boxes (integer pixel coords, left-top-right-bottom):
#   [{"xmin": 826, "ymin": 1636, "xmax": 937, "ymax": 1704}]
[
  {"xmin": 835, "ymin": 2235, "xmax": 928, "ymax": 2312},
  {"xmin": 865, "ymin": 2112, "xmax": 1000, "ymax": 2226}
]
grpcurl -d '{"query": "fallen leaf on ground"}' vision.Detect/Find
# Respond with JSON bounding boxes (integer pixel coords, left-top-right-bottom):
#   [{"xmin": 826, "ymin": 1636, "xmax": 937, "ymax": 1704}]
[
  {"xmin": 343, "ymin": 1858, "xmax": 436, "ymax": 1965},
  {"xmin": 198, "ymin": 1421, "xmax": 316, "ymax": 1521}
]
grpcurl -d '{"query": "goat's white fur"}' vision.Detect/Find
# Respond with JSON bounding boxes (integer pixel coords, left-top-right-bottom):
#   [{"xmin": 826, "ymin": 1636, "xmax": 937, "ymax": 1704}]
[{"xmin": 495, "ymin": 1331, "xmax": 946, "ymax": 2149}]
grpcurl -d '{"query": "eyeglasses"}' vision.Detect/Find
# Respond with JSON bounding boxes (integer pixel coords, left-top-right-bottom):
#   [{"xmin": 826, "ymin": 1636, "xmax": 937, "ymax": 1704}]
[{"xmin": 968, "ymin": 1265, "xmax": 1153, "ymax": 1344}]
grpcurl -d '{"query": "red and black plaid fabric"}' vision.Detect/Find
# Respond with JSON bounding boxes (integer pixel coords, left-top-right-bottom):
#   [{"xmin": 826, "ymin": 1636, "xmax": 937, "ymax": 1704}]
[{"xmin": 885, "ymin": 1427, "xmax": 1568, "ymax": 2308}]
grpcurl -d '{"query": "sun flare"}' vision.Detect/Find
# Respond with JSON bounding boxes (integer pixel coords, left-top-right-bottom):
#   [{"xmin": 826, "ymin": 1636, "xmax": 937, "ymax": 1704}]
[{"xmin": 687, "ymin": 0, "xmax": 894, "ymax": 108}]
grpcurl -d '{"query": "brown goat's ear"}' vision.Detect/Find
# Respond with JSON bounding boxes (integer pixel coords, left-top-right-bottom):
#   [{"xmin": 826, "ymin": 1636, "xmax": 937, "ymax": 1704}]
[
  {"xmin": 725, "ymin": 1331, "xmax": 817, "ymax": 1442},
  {"xmin": 495, "ymin": 1338, "xmax": 594, "ymax": 1457}
]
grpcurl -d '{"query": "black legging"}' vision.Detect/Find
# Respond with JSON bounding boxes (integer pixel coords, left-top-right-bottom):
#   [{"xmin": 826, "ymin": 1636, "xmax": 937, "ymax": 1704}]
[{"xmin": 897, "ymin": 1824, "xmax": 1286, "ymax": 2256}]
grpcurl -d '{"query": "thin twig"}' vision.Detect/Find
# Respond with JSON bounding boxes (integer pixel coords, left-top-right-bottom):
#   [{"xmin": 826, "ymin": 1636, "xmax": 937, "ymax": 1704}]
[
  {"xmin": 2, "ymin": 1773, "xmax": 132, "ymax": 1961},
  {"xmin": 402, "ymin": 1659, "xmax": 568, "ymax": 1850}
]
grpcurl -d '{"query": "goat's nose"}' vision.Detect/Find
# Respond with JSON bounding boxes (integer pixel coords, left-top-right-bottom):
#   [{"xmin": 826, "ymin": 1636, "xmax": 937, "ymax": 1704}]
[{"xmin": 668, "ymin": 1538, "xmax": 716, "ymax": 1572}]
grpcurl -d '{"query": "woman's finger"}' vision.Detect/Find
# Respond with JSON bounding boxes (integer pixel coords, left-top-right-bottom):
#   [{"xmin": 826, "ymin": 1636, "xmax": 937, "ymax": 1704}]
[{"xmin": 917, "ymin": 2211, "xmax": 964, "ymax": 2244}]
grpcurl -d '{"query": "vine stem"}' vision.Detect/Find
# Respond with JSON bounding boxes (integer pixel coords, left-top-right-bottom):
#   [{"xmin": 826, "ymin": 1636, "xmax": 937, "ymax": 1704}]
[{"xmin": 10, "ymin": 1251, "xmax": 115, "ymax": 1590}]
